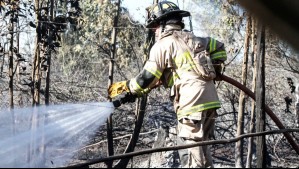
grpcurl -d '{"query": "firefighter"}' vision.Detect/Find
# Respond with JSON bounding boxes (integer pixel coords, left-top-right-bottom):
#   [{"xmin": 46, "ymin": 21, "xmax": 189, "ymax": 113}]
[{"xmin": 108, "ymin": 1, "xmax": 227, "ymax": 168}]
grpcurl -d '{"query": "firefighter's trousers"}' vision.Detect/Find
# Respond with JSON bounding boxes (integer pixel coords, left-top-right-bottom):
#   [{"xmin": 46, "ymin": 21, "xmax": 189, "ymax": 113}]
[{"xmin": 177, "ymin": 109, "xmax": 217, "ymax": 168}]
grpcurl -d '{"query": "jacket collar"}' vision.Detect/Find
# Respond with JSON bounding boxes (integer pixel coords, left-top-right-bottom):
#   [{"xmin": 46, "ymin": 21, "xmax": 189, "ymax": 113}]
[
  {"xmin": 158, "ymin": 24, "xmax": 182, "ymax": 40},
  {"xmin": 165, "ymin": 24, "xmax": 182, "ymax": 31}
]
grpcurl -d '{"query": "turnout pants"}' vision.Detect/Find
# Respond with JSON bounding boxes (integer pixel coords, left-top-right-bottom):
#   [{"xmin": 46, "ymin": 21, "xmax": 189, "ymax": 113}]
[{"xmin": 177, "ymin": 109, "xmax": 217, "ymax": 168}]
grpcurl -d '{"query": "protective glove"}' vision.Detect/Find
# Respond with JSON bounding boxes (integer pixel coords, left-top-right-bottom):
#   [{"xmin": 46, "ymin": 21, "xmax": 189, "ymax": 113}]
[
  {"xmin": 213, "ymin": 61, "xmax": 225, "ymax": 81},
  {"xmin": 108, "ymin": 80, "xmax": 130, "ymax": 99},
  {"xmin": 214, "ymin": 71, "xmax": 223, "ymax": 81},
  {"xmin": 109, "ymin": 80, "xmax": 138, "ymax": 108}
]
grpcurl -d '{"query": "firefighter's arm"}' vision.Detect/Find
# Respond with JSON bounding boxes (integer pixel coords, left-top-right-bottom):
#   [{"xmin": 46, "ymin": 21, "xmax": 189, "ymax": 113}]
[
  {"xmin": 108, "ymin": 67, "xmax": 161, "ymax": 99},
  {"xmin": 207, "ymin": 38, "xmax": 227, "ymax": 80},
  {"xmin": 128, "ymin": 68, "xmax": 161, "ymax": 97},
  {"xmin": 208, "ymin": 37, "xmax": 227, "ymax": 62},
  {"xmin": 108, "ymin": 45, "xmax": 163, "ymax": 99}
]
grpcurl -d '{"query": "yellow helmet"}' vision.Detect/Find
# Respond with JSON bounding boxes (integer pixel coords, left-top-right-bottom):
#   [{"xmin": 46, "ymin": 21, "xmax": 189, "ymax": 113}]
[{"xmin": 146, "ymin": 1, "xmax": 190, "ymax": 28}]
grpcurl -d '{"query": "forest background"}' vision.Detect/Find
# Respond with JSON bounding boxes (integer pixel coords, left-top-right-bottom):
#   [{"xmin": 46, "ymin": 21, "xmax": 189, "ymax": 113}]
[{"xmin": 0, "ymin": 0, "xmax": 298, "ymax": 168}]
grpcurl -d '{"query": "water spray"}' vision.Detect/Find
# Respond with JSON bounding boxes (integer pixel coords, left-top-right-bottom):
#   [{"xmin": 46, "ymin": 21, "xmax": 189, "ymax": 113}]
[{"xmin": 0, "ymin": 102, "xmax": 115, "ymax": 168}]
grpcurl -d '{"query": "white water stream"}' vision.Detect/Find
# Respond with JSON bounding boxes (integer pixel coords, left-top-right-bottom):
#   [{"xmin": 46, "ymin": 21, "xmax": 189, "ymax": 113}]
[{"xmin": 0, "ymin": 102, "xmax": 115, "ymax": 168}]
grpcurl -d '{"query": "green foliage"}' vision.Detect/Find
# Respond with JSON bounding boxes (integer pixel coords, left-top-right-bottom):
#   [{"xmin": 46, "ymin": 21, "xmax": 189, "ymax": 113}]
[
  {"xmin": 58, "ymin": 0, "xmax": 144, "ymax": 69},
  {"xmin": 52, "ymin": 0, "xmax": 146, "ymax": 102}
]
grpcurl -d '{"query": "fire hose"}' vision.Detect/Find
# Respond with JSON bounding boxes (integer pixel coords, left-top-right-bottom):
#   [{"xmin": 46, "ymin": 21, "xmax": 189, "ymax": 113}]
[{"xmin": 218, "ymin": 74, "xmax": 299, "ymax": 155}]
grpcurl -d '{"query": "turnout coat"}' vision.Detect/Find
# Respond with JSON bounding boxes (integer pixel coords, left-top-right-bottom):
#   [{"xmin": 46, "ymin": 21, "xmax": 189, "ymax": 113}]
[{"xmin": 128, "ymin": 25, "xmax": 227, "ymax": 121}]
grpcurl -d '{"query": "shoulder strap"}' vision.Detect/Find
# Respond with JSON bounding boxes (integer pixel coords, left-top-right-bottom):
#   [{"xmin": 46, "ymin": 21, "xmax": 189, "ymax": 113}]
[{"xmin": 172, "ymin": 31, "xmax": 217, "ymax": 81}]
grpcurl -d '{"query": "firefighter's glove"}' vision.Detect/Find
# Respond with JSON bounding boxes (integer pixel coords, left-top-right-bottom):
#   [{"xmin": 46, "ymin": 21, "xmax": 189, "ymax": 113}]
[
  {"xmin": 108, "ymin": 80, "xmax": 130, "ymax": 99},
  {"xmin": 213, "ymin": 62, "xmax": 225, "ymax": 81},
  {"xmin": 214, "ymin": 72, "xmax": 223, "ymax": 81}
]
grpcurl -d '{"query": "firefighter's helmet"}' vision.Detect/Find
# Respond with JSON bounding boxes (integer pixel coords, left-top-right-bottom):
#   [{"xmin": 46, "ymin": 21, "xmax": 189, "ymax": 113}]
[{"xmin": 146, "ymin": 1, "xmax": 191, "ymax": 28}]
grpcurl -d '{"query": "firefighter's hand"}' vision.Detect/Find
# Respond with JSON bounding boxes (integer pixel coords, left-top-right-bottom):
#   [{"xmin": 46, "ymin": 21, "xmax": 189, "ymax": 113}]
[
  {"xmin": 108, "ymin": 81, "xmax": 130, "ymax": 99},
  {"xmin": 214, "ymin": 72, "xmax": 223, "ymax": 81}
]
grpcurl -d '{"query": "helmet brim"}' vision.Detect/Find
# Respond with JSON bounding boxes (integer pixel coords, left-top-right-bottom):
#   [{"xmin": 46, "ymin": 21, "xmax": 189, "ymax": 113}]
[{"xmin": 146, "ymin": 10, "xmax": 191, "ymax": 28}]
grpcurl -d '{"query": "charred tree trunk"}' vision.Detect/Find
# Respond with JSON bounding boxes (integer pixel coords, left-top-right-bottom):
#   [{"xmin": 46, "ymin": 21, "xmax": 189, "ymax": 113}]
[
  {"xmin": 45, "ymin": 0, "xmax": 54, "ymax": 105},
  {"xmin": 8, "ymin": 5, "xmax": 16, "ymax": 165},
  {"xmin": 114, "ymin": 95, "xmax": 148, "ymax": 168},
  {"xmin": 246, "ymin": 16, "xmax": 257, "ymax": 168},
  {"xmin": 255, "ymin": 21, "xmax": 267, "ymax": 168},
  {"xmin": 106, "ymin": 0, "xmax": 120, "ymax": 167},
  {"xmin": 0, "ymin": 43, "xmax": 5, "ymax": 77},
  {"xmin": 27, "ymin": 0, "xmax": 41, "ymax": 167},
  {"xmin": 16, "ymin": 10, "xmax": 20, "ymax": 83},
  {"xmin": 32, "ymin": 0, "xmax": 41, "ymax": 106},
  {"xmin": 235, "ymin": 12, "xmax": 251, "ymax": 168},
  {"xmin": 114, "ymin": 1, "xmax": 157, "ymax": 167},
  {"xmin": 9, "ymin": 7, "xmax": 14, "ymax": 110}
]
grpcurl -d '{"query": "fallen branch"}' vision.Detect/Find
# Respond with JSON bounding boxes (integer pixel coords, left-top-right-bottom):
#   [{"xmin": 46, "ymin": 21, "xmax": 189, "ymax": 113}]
[
  {"xmin": 51, "ymin": 129, "xmax": 159, "ymax": 160},
  {"xmin": 62, "ymin": 128, "xmax": 299, "ymax": 168},
  {"xmin": 80, "ymin": 129, "xmax": 159, "ymax": 150}
]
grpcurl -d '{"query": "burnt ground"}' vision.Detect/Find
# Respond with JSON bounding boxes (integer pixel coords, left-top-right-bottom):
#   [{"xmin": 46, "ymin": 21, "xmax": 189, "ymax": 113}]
[
  {"xmin": 64, "ymin": 101, "xmax": 299, "ymax": 168},
  {"xmin": 67, "ymin": 126, "xmax": 299, "ymax": 168}
]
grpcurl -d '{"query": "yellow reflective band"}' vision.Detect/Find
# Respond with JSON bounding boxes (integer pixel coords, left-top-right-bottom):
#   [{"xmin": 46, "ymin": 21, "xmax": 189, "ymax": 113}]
[
  {"xmin": 131, "ymin": 79, "xmax": 151, "ymax": 96},
  {"xmin": 132, "ymin": 79, "xmax": 143, "ymax": 90},
  {"xmin": 185, "ymin": 51, "xmax": 194, "ymax": 62},
  {"xmin": 174, "ymin": 51, "xmax": 197, "ymax": 77},
  {"xmin": 180, "ymin": 64, "xmax": 195, "ymax": 73},
  {"xmin": 144, "ymin": 65, "xmax": 162, "ymax": 79},
  {"xmin": 174, "ymin": 54, "xmax": 183, "ymax": 68},
  {"xmin": 211, "ymin": 51, "xmax": 227, "ymax": 60},
  {"xmin": 209, "ymin": 38, "xmax": 217, "ymax": 53},
  {"xmin": 168, "ymin": 73, "xmax": 180, "ymax": 87},
  {"xmin": 174, "ymin": 52, "xmax": 194, "ymax": 67},
  {"xmin": 168, "ymin": 76, "xmax": 174, "ymax": 87},
  {"xmin": 177, "ymin": 101, "xmax": 221, "ymax": 119}
]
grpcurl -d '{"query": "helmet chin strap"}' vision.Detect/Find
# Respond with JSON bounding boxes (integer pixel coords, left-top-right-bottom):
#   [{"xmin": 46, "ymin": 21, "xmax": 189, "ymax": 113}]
[
  {"xmin": 161, "ymin": 20, "xmax": 166, "ymax": 33},
  {"xmin": 155, "ymin": 21, "xmax": 166, "ymax": 40}
]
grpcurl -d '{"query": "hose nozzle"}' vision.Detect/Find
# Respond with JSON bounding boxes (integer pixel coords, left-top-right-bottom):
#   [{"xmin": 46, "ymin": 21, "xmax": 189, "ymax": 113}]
[
  {"xmin": 111, "ymin": 93, "xmax": 137, "ymax": 108},
  {"xmin": 112, "ymin": 100, "xmax": 121, "ymax": 108}
]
